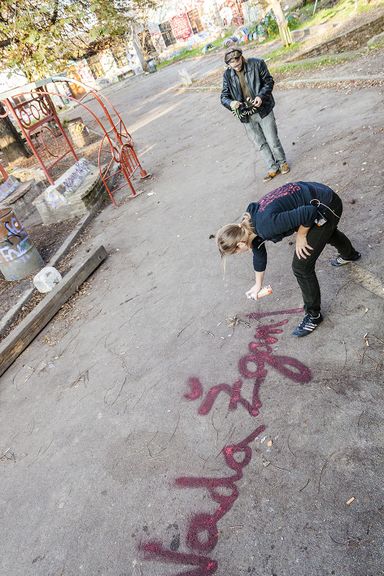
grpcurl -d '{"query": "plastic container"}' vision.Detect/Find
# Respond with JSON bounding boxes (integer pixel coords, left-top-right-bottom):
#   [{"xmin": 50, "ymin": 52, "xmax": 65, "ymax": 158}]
[{"xmin": 33, "ymin": 266, "xmax": 62, "ymax": 293}]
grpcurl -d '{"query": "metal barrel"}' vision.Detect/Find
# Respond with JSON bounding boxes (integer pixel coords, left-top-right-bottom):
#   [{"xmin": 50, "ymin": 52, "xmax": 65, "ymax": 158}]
[{"xmin": 0, "ymin": 207, "xmax": 44, "ymax": 281}]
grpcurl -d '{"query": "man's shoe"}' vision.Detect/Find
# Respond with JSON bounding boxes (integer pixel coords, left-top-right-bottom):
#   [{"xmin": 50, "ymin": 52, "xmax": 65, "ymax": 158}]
[
  {"xmin": 280, "ymin": 162, "xmax": 290, "ymax": 175},
  {"xmin": 330, "ymin": 252, "xmax": 361, "ymax": 267},
  {"xmin": 292, "ymin": 313, "xmax": 323, "ymax": 337},
  {"xmin": 263, "ymin": 170, "xmax": 278, "ymax": 182}
]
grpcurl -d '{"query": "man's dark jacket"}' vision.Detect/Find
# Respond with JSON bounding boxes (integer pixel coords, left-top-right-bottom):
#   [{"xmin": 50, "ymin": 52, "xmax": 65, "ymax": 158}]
[{"xmin": 220, "ymin": 58, "xmax": 275, "ymax": 123}]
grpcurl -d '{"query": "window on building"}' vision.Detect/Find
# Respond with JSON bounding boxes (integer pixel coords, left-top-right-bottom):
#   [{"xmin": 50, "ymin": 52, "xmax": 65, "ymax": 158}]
[
  {"xmin": 159, "ymin": 21, "xmax": 176, "ymax": 47},
  {"xmin": 112, "ymin": 47, "xmax": 129, "ymax": 68},
  {"xmin": 87, "ymin": 56, "xmax": 105, "ymax": 79},
  {"xmin": 187, "ymin": 9, "xmax": 203, "ymax": 34}
]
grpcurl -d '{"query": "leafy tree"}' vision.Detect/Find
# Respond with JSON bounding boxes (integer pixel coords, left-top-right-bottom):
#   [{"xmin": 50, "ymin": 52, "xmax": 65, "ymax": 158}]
[{"xmin": 0, "ymin": 0, "xmax": 155, "ymax": 81}]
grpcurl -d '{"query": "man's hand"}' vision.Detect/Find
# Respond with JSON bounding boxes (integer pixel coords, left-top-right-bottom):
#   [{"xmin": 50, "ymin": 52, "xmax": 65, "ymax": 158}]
[
  {"xmin": 253, "ymin": 96, "xmax": 262, "ymax": 107},
  {"xmin": 295, "ymin": 231, "xmax": 313, "ymax": 259},
  {"xmin": 230, "ymin": 100, "xmax": 241, "ymax": 110}
]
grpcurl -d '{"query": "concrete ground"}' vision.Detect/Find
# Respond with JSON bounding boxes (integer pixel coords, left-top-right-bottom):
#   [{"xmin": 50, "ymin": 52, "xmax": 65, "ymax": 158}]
[{"xmin": 1, "ymin": 51, "xmax": 384, "ymax": 576}]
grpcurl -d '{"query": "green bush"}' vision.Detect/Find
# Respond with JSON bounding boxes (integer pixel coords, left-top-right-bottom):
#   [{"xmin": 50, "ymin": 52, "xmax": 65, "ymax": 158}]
[
  {"xmin": 263, "ymin": 11, "xmax": 279, "ymax": 36},
  {"xmin": 287, "ymin": 13, "xmax": 300, "ymax": 30}
]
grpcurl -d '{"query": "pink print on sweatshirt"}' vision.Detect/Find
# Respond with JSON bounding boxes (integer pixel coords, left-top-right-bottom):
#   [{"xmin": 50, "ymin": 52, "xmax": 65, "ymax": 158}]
[{"xmin": 258, "ymin": 183, "xmax": 301, "ymax": 212}]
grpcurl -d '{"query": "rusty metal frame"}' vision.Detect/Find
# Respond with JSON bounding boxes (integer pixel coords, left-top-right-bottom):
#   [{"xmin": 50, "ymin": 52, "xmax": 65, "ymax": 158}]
[
  {"xmin": 0, "ymin": 77, "xmax": 150, "ymax": 205},
  {"xmin": 1, "ymin": 87, "xmax": 78, "ymax": 185},
  {"xmin": 50, "ymin": 77, "xmax": 150, "ymax": 205}
]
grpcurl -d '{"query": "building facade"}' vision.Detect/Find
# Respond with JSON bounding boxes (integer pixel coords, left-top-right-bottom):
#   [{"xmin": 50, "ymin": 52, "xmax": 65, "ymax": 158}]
[{"xmin": 146, "ymin": 0, "xmax": 248, "ymax": 56}]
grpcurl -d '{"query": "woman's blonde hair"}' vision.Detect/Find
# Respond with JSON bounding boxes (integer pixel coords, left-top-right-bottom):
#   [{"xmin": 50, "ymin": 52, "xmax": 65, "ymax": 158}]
[{"xmin": 216, "ymin": 213, "xmax": 255, "ymax": 256}]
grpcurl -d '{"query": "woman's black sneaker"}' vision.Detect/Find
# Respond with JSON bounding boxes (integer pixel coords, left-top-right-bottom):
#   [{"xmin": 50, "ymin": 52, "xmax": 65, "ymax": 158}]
[
  {"xmin": 330, "ymin": 252, "xmax": 361, "ymax": 267},
  {"xmin": 292, "ymin": 313, "xmax": 323, "ymax": 337}
]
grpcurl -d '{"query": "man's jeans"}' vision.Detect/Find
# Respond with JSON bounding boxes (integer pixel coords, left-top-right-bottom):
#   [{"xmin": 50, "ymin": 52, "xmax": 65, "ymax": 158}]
[
  {"xmin": 244, "ymin": 110, "xmax": 286, "ymax": 172},
  {"xmin": 292, "ymin": 193, "xmax": 359, "ymax": 317}
]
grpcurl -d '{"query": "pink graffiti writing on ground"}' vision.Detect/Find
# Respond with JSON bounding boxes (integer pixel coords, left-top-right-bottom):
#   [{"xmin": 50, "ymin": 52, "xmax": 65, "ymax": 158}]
[
  {"xmin": 140, "ymin": 540, "xmax": 218, "ymax": 576},
  {"xmin": 140, "ymin": 308, "xmax": 312, "ymax": 575},
  {"xmin": 140, "ymin": 424, "xmax": 265, "ymax": 575},
  {"xmin": 185, "ymin": 311, "xmax": 311, "ymax": 417},
  {"xmin": 176, "ymin": 425, "xmax": 265, "ymax": 554}
]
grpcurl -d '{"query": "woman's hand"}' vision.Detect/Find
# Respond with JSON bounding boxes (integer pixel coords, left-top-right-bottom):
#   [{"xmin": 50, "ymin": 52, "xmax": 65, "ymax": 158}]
[
  {"xmin": 246, "ymin": 271, "xmax": 265, "ymax": 300},
  {"xmin": 253, "ymin": 96, "xmax": 262, "ymax": 107},
  {"xmin": 296, "ymin": 228, "xmax": 313, "ymax": 259},
  {"xmin": 245, "ymin": 284, "xmax": 261, "ymax": 301},
  {"xmin": 246, "ymin": 271, "xmax": 266, "ymax": 300}
]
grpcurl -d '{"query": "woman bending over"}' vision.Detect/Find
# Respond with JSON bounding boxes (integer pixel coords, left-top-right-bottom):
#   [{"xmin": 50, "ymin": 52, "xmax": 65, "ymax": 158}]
[{"xmin": 216, "ymin": 181, "xmax": 360, "ymax": 337}]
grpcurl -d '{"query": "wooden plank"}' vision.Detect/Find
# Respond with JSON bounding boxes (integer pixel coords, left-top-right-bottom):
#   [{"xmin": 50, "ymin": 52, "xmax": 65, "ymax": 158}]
[{"xmin": 0, "ymin": 245, "xmax": 108, "ymax": 377}]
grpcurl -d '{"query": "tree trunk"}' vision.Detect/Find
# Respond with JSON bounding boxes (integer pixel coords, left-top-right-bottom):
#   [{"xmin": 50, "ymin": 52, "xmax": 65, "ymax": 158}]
[
  {"xmin": 0, "ymin": 103, "xmax": 30, "ymax": 163},
  {"xmin": 131, "ymin": 25, "xmax": 147, "ymax": 72},
  {"xmin": 268, "ymin": 0, "xmax": 293, "ymax": 46}
]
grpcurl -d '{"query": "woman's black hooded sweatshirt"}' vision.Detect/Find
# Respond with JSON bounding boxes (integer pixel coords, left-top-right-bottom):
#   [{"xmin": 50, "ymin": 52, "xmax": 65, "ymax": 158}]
[{"xmin": 247, "ymin": 181, "xmax": 334, "ymax": 272}]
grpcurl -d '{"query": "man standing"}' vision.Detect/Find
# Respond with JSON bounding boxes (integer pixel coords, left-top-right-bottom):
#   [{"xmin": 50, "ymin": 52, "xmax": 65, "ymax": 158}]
[{"xmin": 220, "ymin": 45, "xmax": 289, "ymax": 183}]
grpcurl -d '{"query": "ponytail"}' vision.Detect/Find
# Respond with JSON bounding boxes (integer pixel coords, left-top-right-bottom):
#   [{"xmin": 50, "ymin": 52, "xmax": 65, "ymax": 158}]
[
  {"xmin": 216, "ymin": 215, "xmax": 255, "ymax": 257},
  {"xmin": 240, "ymin": 212, "xmax": 254, "ymax": 235}
]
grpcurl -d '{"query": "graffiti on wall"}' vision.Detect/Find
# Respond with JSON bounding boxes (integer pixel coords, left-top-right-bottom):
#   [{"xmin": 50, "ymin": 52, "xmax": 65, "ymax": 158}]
[
  {"xmin": 139, "ymin": 308, "xmax": 312, "ymax": 575},
  {"xmin": 0, "ymin": 213, "xmax": 30, "ymax": 264},
  {"xmin": 171, "ymin": 14, "xmax": 193, "ymax": 41}
]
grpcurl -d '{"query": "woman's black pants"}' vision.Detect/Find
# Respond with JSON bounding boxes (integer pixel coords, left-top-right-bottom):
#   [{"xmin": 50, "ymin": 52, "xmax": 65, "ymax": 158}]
[{"xmin": 291, "ymin": 192, "xmax": 358, "ymax": 317}]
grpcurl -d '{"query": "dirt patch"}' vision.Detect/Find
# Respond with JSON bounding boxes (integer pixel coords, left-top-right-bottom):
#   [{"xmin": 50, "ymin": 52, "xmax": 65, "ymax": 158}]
[
  {"xmin": 0, "ymin": 217, "xmax": 79, "ymax": 318},
  {"xmin": 29, "ymin": 217, "xmax": 80, "ymax": 262}
]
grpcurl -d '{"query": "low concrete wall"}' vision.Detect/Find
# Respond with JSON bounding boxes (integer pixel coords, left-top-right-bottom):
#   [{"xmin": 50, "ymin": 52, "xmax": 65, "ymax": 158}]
[{"xmin": 32, "ymin": 163, "xmax": 104, "ymax": 225}]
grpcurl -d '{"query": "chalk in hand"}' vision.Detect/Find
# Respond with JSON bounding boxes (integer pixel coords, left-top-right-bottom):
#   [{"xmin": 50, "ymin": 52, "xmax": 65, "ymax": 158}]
[
  {"xmin": 257, "ymin": 285, "xmax": 273, "ymax": 299},
  {"xmin": 246, "ymin": 285, "xmax": 273, "ymax": 300}
]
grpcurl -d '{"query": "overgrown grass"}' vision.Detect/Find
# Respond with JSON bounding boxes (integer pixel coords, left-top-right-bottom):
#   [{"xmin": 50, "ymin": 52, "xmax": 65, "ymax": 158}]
[
  {"xmin": 157, "ymin": 47, "xmax": 204, "ymax": 69},
  {"xmin": 296, "ymin": 0, "xmax": 382, "ymax": 30},
  {"xmin": 263, "ymin": 42, "xmax": 301, "ymax": 61},
  {"xmin": 270, "ymin": 52, "xmax": 357, "ymax": 75}
]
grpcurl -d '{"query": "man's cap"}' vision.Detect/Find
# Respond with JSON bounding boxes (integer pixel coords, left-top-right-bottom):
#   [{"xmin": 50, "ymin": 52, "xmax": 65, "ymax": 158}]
[{"xmin": 224, "ymin": 46, "xmax": 243, "ymax": 64}]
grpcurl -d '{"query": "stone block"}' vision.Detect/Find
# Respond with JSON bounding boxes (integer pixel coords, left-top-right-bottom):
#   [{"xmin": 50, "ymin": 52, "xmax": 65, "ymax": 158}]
[
  {"xmin": 1, "ymin": 179, "xmax": 42, "ymax": 222},
  {"xmin": 32, "ymin": 160, "xmax": 104, "ymax": 225},
  {"xmin": 0, "ymin": 176, "xmax": 20, "ymax": 202},
  {"xmin": 10, "ymin": 166, "xmax": 46, "ymax": 182}
]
